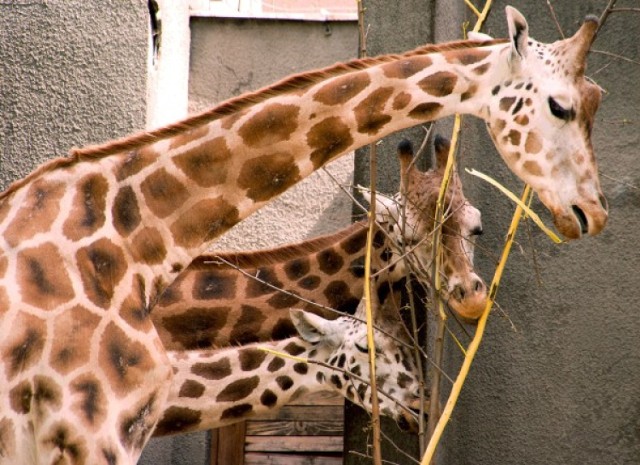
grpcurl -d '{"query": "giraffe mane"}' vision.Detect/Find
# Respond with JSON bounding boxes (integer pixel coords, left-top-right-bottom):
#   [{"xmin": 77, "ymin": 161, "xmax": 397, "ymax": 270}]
[
  {"xmin": 0, "ymin": 38, "xmax": 506, "ymax": 201},
  {"xmin": 191, "ymin": 220, "xmax": 367, "ymax": 270}
]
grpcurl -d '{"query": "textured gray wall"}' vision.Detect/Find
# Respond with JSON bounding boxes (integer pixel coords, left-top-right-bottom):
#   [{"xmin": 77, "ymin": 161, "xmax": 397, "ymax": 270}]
[{"xmin": 0, "ymin": 1, "xmax": 148, "ymax": 191}]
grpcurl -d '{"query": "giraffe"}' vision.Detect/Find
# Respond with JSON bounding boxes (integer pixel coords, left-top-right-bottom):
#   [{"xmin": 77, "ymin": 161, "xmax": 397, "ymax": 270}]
[
  {"xmin": 153, "ymin": 307, "xmax": 422, "ymax": 437},
  {"xmin": 153, "ymin": 135, "xmax": 485, "ymax": 354},
  {"xmin": 0, "ymin": 7, "xmax": 604, "ymax": 464}
]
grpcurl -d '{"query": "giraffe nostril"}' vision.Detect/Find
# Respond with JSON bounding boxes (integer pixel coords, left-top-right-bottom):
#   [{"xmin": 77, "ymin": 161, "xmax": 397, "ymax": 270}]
[
  {"xmin": 571, "ymin": 205, "xmax": 588, "ymax": 234},
  {"xmin": 474, "ymin": 279, "xmax": 484, "ymax": 293},
  {"xmin": 598, "ymin": 193, "xmax": 608, "ymax": 213},
  {"xmin": 452, "ymin": 285, "xmax": 465, "ymax": 301}
]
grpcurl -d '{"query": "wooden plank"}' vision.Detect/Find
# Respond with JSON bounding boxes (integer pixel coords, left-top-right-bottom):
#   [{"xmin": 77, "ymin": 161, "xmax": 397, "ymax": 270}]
[
  {"xmin": 210, "ymin": 422, "xmax": 246, "ymax": 465},
  {"xmin": 246, "ymin": 419, "xmax": 343, "ymax": 436},
  {"xmin": 251, "ymin": 405, "xmax": 344, "ymax": 422},
  {"xmin": 244, "ymin": 452, "xmax": 342, "ymax": 465},
  {"xmin": 288, "ymin": 390, "xmax": 344, "ymax": 406},
  {"xmin": 245, "ymin": 436, "xmax": 343, "ymax": 453}
]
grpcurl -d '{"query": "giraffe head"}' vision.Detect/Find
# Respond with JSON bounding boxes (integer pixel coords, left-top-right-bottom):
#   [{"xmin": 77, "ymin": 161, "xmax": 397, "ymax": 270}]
[
  {"xmin": 291, "ymin": 308, "xmax": 421, "ymax": 432},
  {"xmin": 369, "ymin": 136, "xmax": 487, "ymax": 321},
  {"xmin": 485, "ymin": 6, "xmax": 606, "ymax": 240}
]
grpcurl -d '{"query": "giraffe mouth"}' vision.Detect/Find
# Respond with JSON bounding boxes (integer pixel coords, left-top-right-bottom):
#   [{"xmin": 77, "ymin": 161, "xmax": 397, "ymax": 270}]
[{"xmin": 571, "ymin": 205, "xmax": 589, "ymax": 236}]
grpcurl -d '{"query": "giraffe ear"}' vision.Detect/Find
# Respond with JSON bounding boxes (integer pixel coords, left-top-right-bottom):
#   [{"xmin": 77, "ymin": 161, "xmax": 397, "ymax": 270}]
[
  {"xmin": 433, "ymin": 134, "xmax": 451, "ymax": 170},
  {"xmin": 290, "ymin": 309, "xmax": 331, "ymax": 344},
  {"xmin": 506, "ymin": 6, "xmax": 529, "ymax": 61}
]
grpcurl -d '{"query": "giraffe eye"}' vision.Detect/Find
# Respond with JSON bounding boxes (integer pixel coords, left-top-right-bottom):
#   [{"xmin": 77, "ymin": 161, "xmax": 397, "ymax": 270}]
[{"xmin": 548, "ymin": 97, "xmax": 574, "ymax": 121}]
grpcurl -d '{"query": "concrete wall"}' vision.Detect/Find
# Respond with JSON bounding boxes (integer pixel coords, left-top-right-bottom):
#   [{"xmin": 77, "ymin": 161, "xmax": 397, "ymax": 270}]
[
  {"xmin": 0, "ymin": 1, "xmax": 148, "ymax": 191},
  {"xmin": 189, "ymin": 17, "xmax": 358, "ymax": 251}
]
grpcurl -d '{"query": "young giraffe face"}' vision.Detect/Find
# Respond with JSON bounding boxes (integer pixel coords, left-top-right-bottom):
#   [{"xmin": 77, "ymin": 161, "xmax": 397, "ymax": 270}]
[
  {"xmin": 369, "ymin": 136, "xmax": 487, "ymax": 320},
  {"xmin": 485, "ymin": 7, "xmax": 607, "ymax": 240},
  {"xmin": 291, "ymin": 309, "xmax": 421, "ymax": 432}
]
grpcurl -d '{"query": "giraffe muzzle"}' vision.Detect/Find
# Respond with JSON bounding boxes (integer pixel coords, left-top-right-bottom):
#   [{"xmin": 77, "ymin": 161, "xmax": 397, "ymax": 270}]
[{"xmin": 447, "ymin": 277, "xmax": 488, "ymax": 322}]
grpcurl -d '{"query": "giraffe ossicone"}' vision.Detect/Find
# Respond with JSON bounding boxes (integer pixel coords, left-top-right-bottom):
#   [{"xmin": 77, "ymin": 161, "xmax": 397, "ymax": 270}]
[
  {"xmin": 0, "ymin": 7, "xmax": 603, "ymax": 465},
  {"xmin": 155, "ymin": 307, "xmax": 422, "ymax": 436}
]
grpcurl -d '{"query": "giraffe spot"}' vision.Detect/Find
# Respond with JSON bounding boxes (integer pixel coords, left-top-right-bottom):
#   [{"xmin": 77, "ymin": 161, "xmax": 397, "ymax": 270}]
[
  {"xmin": 42, "ymin": 422, "xmax": 87, "ymax": 465},
  {"xmin": 276, "ymin": 376, "xmax": 294, "ymax": 391},
  {"xmin": 260, "ymin": 389, "xmax": 278, "ymax": 407},
  {"xmin": 515, "ymin": 114, "xmax": 529, "ymax": 125},
  {"xmin": 324, "ymin": 280, "xmax": 359, "ymax": 314},
  {"xmin": 220, "ymin": 404, "xmax": 253, "ymax": 420},
  {"xmin": 130, "ymin": 227, "xmax": 167, "ymax": 265},
  {"xmin": 307, "ymin": 117, "xmax": 354, "ymax": 169},
  {"xmin": 178, "ymin": 380, "xmax": 205, "ymax": 398},
  {"xmin": 193, "ymin": 269, "xmax": 236, "ymax": 300},
  {"xmin": 10, "ymin": 381, "xmax": 32, "ymax": 414},
  {"xmin": 381, "ymin": 56, "xmax": 432, "ymax": 79},
  {"xmin": 284, "ymin": 257, "xmax": 311, "ymax": 280},
  {"xmin": 70, "ymin": 373, "xmax": 106, "ymax": 427},
  {"xmin": 168, "ymin": 125, "xmax": 210, "ymax": 150},
  {"xmin": 354, "ymin": 86, "xmax": 394, "ymax": 135},
  {"xmin": 444, "ymin": 48, "xmax": 491, "ymax": 65},
  {"xmin": 76, "ymin": 238, "xmax": 126, "ymax": 309},
  {"xmin": 171, "ymin": 197, "xmax": 240, "ymax": 249},
  {"xmin": 318, "ymin": 248, "xmax": 344, "ymax": 275},
  {"xmin": 491, "ymin": 118, "xmax": 506, "ymax": 133},
  {"xmin": 173, "ymin": 136, "xmax": 233, "ymax": 187},
  {"xmin": 392, "ymin": 91, "xmax": 412, "ymax": 110},
  {"xmin": 2, "ymin": 312, "xmax": 46, "ymax": 380},
  {"xmin": 111, "ymin": 186, "xmax": 141, "ymax": 237},
  {"xmin": 298, "ymin": 275, "xmax": 321, "ymax": 290},
  {"xmin": 33, "ymin": 375, "xmax": 63, "ymax": 417},
  {"xmin": 417, "ymin": 71, "xmax": 458, "ymax": 97},
  {"xmin": 0, "ymin": 418, "xmax": 16, "ymax": 459},
  {"xmin": 271, "ymin": 318, "xmax": 297, "ymax": 341},
  {"xmin": 523, "ymin": 160, "xmax": 544, "ymax": 177},
  {"xmin": 330, "ymin": 374, "xmax": 342, "ymax": 389},
  {"xmin": 155, "ymin": 406, "xmax": 202, "ymax": 436},
  {"xmin": 0, "ymin": 255, "xmax": 7, "ymax": 278},
  {"xmin": 239, "ymin": 348, "xmax": 267, "ymax": 371},
  {"xmin": 283, "ymin": 342, "xmax": 305, "ymax": 356},
  {"xmin": 350, "ymin": 257, "xmax": 365, "ymax": 278},
  {"xmin": 50, "ymin": 305, "xmax": 101, "ymax": 375},
  {"xmin": 293, "ymin": 363, "xmax": 308, "ymax": 375},
  {"xmin": 118, "ymin": 275, "xmax": 156, "ymax": 332},
  {"xmin": 217, "ymin": 376, "xmax": 260, "ymax": 402},
  {"xmin": 507, "ymin": 130, "xmax": 521, "ymax": 146},
  {"xmin": 237, "ymin": 152, "xmax": 301, "ymax": 203},
  {"xmin": 99, "ymin": 322, "xmax": 155, "ymax": 396},
  {"xmin": 316, "ymin": 372, "xmax": 325, "ymax": 384},
  {"xmin": 159, "ymin": 306, "xmax": 230, "ymax": 350},
  {"xmin": 115, "ymin": 147, "xmax": 158, "ymax": 181},
  {"xmin": 61, "ymin": 174, "xmax": 109, "ymax": 241},
  {"xmin": 312, "ymin": 72, "xmax": 371, "ymax": 106},
  {"xmin": 491, "ymin": 85, "xmax": 500, "ymax": 95},
  {"xmin": 102, "ymin": 449, "xmax": 118, "ymax": 465},
  {"xmin": 246, "ymin": 268, "xmax": 282, "ymax": 297},
  {"xmin": 408, "ymin": 102, "xmax": 443, "ymax": 120},
  {"xmin": 461, "ymin": 83, "xmax": 478, "ymax": 102},
  {"xmin": 268, "ymin": 357, "xmax": 286, "ymax": 373},
  {"xmin": 140, "ymin": 168, "xmax": 189, "ymax": 219},
  {"xmin": 4, "ymin": 179, "xmax": 65, "ymax": 247},
  {"xmin": 119, "ymin": 395, "xmax": 159, "ymax": 449},
  {"xmin": 193, "ymin": 358, "xmax": 232, "ymax": 380},
  {"xmin": 267, "ymin": 290, "xmax": 302, "ymax": 309},
  {"xmin": 229, "ymin": 305, "xmax": 268, "ymax": 345},
  {"xmin": 238, "ymin": 103, "xmax": 300, "ymax": 148},
  {"xmin": 472, "ymin": 63, "xmax": 491, "ymax": 75},
  {"xmin": 512, "ymin": 98, "xmax": 524, "ymax": 114},
  {"xmin": 499, "ymin": 96, "xmax": 516, "ymax": 112},
  {"xmin": 341, "ymin": 226, "xmax": 367, "ymax": 254},
  {"xmin": 377, "ymin": 281, "xmax": 394, "ymax": 305},
  {"xmin": 16, "ymin": 242, "xmax": 74, "ymax": 310},
  {"xmin": 525, "ymin": 132, "xmax": 543, "ymax": 155}
]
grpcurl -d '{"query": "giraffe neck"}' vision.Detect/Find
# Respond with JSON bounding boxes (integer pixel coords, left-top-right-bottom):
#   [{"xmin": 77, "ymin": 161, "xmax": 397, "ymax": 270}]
[
  {"xmin": 154, "ymin": 218, "xmax": 411, "ymax": 350},
  {"xmin": 154, "ymin": 336, "xmax": 325, "ymax": 435}
]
